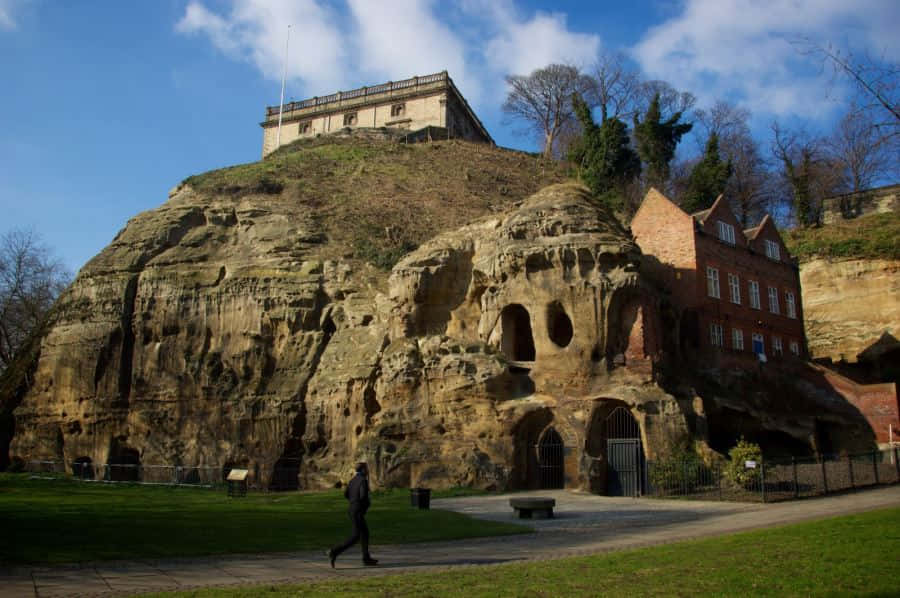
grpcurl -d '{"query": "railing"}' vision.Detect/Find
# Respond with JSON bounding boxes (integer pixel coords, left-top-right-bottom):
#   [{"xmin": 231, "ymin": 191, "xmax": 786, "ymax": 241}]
[
  {"xmin": 645, "ymin": 447, "xmax": 900, "ymax": 502},
  {"xmin": 266, "ymin": 71, "xmax": 449, "ymax": 117},
  {"xmin": 22, "ymin": 459, "xmax": 310, "ymax": 492}
]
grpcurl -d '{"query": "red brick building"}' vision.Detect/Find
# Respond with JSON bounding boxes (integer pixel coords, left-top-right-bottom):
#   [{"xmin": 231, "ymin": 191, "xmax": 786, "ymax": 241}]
[{"xmin": 631, "ymin": 189, "xmax": 806, "ymax": 363}]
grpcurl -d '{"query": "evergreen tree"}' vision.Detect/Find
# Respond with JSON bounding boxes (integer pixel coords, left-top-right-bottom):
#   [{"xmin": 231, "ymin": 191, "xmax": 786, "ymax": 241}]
[
  {"xmin": 681, "ymin": 133, "xmax": 733, "ymax": 213},
  {"xmin": 633, "ymin": 93, "xmax": 693, "ymax": 190},
  {"xmin": 569, "ymin": 94, "xmax": 641, "ymax": 210}
]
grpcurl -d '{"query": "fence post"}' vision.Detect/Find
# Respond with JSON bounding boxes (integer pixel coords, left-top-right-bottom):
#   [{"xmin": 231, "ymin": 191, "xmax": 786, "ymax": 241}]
[
  {"xmin": 718, "ymin": 464, "xmax": 723, "ymax": 501},
  {"xmin": 821, "ymin": 457, "xmax": 828, "ymax": 495},
  {"xmin": 873, "ymin": 451, "xmax": 879, "ymax": 485},
  {"xmin": 174, "ymin": 466, "xmax": 180, "ymax": 485},
  {"xmin": 848, "ymin": 454, "xmax": 855, "ymax": 489},
  {"xmin": 895, "ymin": 446, "xmax": 899, "ymax": 478},
  {"xmin": 792, "ymin": 457, "xmax": 799, "ymax": 498},
  {"xmin": 760, "ymin": 460, "xmax": 767, "ymax": 503}
]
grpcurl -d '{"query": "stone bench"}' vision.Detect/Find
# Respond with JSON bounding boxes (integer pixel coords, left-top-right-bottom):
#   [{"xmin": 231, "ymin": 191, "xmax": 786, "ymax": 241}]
[{"xmin": 509, "ymin": 497, "xmax": 555, "ymax": 519}]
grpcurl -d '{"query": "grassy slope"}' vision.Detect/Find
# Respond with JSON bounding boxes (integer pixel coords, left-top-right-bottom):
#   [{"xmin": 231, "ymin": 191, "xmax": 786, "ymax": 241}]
[
  {"xmin": 182, "ymin": 135, "xmax": 569, "ymax": 270},
  {"xmin": 783, "ymin": 211, "xmax": 900, "ymax": 262},
  {"xmin": 0, "ymin": 475, "xmax": 525, "ymax": 564},
  {"xmin": 148, "ymin": 506, "xmax": 900, "ymax": 598}
]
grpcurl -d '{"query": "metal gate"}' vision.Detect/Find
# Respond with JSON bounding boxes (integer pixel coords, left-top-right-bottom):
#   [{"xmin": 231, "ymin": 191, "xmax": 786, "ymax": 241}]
[
  {"xmin": 606, "ymin": 406, "xmax": 643, "ymax": 496},
  {"xmin": 538, "ymin": 427, "xmax": 564, "ymax": 489}
]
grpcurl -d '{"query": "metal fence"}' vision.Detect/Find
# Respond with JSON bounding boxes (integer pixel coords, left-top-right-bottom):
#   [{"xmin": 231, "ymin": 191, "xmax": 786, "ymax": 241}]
[
  {"xmin": 645, "ymin": 447, "xmax": 900, "ymax": 502},
  {"xmin": 22, "ymin": 459, "xmax": 309, "ymax": 491}
]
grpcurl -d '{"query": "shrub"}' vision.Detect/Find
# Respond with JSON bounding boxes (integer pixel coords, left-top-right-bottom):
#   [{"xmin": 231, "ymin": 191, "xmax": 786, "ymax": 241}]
[
  {"xmin": 725, "ymin": 438, "xmax": 762, "ymax": 489},
  {"xmin": 648, "ymin": 449, "xmax": 710, "ymax": 495}
]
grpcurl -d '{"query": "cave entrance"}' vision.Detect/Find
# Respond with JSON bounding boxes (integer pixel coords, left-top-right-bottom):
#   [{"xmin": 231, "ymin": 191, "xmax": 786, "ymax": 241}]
[
  {"xmin": 511, "ymin": 409, "xmax": 553, "ymax": 490},
  {"xmin": 108, "ymin": 447, "xmax": 141, "ymax": 482},
  {"xmin": 500, "ymin": 304, "xmax": 535, "ymax": 362},
  {"xmin": 538, "ymin": 427, "xmax": 564, "ymax": 489},
  {"xmin": 586, "ymin": 401, "xmax": 644, "ymax": 496},
  {"xmin": 72, "ymin": 456, "xmax": 94, "ymax": 480}
]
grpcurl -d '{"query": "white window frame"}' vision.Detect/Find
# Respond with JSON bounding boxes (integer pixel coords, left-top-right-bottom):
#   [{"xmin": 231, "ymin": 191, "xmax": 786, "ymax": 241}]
[
  {"xmin": 732, "ymin": 328, "xmax": 744, "ymax": 351},
  {"xmin": 764, "ymin": 239, "xmax": 780, "ymax": 261},
  {"xmin": 707, "ymin": 267, "xmax": 720, "ymax": 299},
  {"xmin": 749, "ymin": 280, "xmax": 761, "ymax": 310},
  {"xmin": 772, "ymin": 336, "xmax": 783, "ymax": 356},
  {"xmin": 728, "ymin": 273, "xmax": 741, "ymax": 304},
  {"xmin": 789, "ymin": 340, "xmax": 800, "ymax": 356},
  {"xmin": 786, "ymin": 291, "xmax": 797, "ymax": 319},
  {"xmin": 768, "ymin": 286, "xmax": 780, "ymax": 314},
  {"xmin": 717, "ymin": 220, "xmax": 736, "ymax": 245},
  {"xmin": 710, "ymin": 323, "xmax": 724, "ymax": 347}
]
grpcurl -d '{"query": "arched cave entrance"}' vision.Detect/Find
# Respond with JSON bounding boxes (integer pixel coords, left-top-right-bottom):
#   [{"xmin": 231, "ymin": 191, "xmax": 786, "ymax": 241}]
[
  {"xmin": 510, "ymin": 409, "xmax": 553, "ymax": 490},
  {"xmin": 108, "ymin": 444, "xmax": 141, "ymax": 482},
  {"xmin": 538, "ymin": 427, "xmax": 564, "ymax": 489},
  {"xmin": 71, "ymin": 456, "xmax": 94, "ymax": 480},
  {"xmin": 586, "ymin": 401, "xmax": 644, "ymax": 496},
  {"xmin": 500, "ymin": 304, "xmax": 535, "ymax": 362}
]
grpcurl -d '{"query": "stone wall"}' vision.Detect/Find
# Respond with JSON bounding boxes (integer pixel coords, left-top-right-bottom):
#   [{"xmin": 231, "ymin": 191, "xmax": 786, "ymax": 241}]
[{"xmin": 822, "ymin": 183, "xmax": 899, "ymax": 225}]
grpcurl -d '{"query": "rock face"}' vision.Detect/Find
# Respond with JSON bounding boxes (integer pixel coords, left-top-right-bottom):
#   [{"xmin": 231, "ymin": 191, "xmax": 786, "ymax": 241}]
[
  {"xmin": 800, "ymin": 257, "xmax": 900, "ymax": 363},
  {"xmin": 8, "ymin": 181, "xmax": 696, "ymax": 492}
]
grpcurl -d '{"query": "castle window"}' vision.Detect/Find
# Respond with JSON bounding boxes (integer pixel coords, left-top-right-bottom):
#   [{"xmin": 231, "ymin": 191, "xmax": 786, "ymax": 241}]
[
  {"xmin": 390, "ymin": 103, "xmax": 405, "ymax": 117},
  {"xmin": 732, "ymin": 328, "xmax": 744, "ymax": 351},
  {"xmin": 789, "ymin": 340, "xmax": 800, "ymax": 356},
  {"xmin": 768, "ymin": 286, "xmax": 780, "ymax": 314},
  {"xmin": 343, "ymin": 112, "xmax": 358, "ymax": 126},
  {"xmin": 709, "ymin": 323, "xmax": 724, "ymax": 347},
  {"xmin": 717, "ymin": 220, "xmax": 736, "ymax": 244},
  {"xmin": 764, "ymin": 239, "xmax": 780, "ymax": 261},
  {"xmin": 707, "ymin": 267, "xmax": 720, "ymax": 299},
  {"xmin": 785, "ymin": 291, "xmax": 797, "ymax": 318},
  {"xmin": 728, "ymin": 273, "xmax": 741, "ymax": 304},
  {"xmin": 772, "ymin": 336, "xmax": 783, "ymax": 356},
  {"xmin": 299, "ymin": 121, "xmax": 311, "ymax": 134},
  {"xmin": 749, "ymin": 280, "xmax": 761, "ymax": 309}
]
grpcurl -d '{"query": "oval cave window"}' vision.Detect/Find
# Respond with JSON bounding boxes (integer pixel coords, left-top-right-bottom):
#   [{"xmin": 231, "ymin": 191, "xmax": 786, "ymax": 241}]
[{"xmin": 547, "ymin": 301, "xmax": 573, "ymax": 348}]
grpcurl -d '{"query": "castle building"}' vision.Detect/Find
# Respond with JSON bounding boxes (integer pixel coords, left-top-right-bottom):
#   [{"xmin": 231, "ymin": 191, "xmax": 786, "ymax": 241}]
[
  {"xmin": 260, "ymin": 71, "xmax": 493, "ymax": 157},
  {"xmin": 631, "ymin": 189, "xmax": 806, "ymax": 363}
]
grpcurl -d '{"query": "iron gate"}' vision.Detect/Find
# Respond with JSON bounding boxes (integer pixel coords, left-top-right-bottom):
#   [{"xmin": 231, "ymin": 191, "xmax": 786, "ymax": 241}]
[
  {"xmin": 606, "ymin": 406, "xmax": 643, "ymax": 496},
  {"xmin": 538, "ymin": 427, "xmax": 564, "ymax": 489}
]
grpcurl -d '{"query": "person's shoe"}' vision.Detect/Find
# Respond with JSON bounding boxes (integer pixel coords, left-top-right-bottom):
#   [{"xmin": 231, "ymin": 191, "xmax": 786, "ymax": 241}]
[
  {"xmin": 327, "ymin": 549, "xmax": 336, "ymax": 568},
  {"xmin": 363, "ymin": 558, "xmax": 379, "ymax": 566}
]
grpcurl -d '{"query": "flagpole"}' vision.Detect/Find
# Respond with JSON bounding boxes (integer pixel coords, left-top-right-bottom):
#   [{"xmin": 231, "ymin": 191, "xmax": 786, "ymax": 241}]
[{"xmin": 275, "ymin": 24, "xmax": 291, "ymax": 150}]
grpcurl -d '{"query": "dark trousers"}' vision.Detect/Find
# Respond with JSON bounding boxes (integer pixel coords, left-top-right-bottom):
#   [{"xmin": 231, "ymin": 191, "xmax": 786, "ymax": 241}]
[{"xmin": 332, "ymin": 508, "xmax": 371, "ymax": 560}]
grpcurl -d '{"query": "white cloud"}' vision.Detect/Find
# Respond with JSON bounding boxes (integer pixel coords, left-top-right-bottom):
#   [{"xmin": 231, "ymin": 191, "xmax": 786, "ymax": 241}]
[
  {"xmin": 0, "ymin": 0, "xmax": 28, "ymax": 30},
  {"xmin": 632, "ymin": 0, "xmax": 900, "ymax": 120},
  {"xmin": 174, "ymin": 0, "xmax": 601, "ymax": 111},
  {"xmin": 176, "ymin": 0, "xmax": 348, "ymax": 92},
  {"xmin": 481, "ymin": 7, "xmax": 601, "ymax": 76}
]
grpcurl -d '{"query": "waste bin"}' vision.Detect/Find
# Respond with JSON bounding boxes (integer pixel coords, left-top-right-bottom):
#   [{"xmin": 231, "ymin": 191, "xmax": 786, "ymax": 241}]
[{"xmin": 410, "ymin": 487, "xmax": 431, "ymax": 509}]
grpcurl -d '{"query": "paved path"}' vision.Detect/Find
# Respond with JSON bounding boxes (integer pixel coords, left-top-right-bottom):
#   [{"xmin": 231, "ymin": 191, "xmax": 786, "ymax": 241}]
[{"xmin": 3, "ymin": 485, "xmax": 900, "ymax": 597}]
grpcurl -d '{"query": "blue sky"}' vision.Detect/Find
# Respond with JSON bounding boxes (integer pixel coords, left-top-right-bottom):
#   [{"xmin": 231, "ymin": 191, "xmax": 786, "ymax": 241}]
[{"xmin": 1, "ymin": 0, "xmax": 897, "ymax": 273}]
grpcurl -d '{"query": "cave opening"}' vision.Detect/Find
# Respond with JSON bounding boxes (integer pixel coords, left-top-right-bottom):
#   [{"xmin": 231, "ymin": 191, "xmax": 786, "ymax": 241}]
[
  {"xmin": 546, "ymin": 301, "xmax": 573, "ymax": 348},
  {"xmin": 500, "ymin": 304, "xmax": 535, "ymax": 362}
]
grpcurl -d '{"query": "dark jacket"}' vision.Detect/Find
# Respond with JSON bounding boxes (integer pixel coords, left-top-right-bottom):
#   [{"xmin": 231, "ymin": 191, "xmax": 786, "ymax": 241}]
[{"xmin": 344, "ymin": 472, "xmax": 370, "ymax": 512}]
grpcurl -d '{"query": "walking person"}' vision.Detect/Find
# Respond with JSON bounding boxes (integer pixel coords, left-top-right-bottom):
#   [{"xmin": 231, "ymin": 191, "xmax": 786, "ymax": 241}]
[{"xmin": 328, "ymin": 462, "xmax": 378, "ymax": 567}]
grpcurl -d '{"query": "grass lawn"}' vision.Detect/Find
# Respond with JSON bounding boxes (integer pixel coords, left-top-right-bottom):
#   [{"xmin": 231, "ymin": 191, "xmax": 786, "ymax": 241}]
[
  {"xmin": 0, "ymin": 474, "xmax": 526, "ymax": 564},
  {"xmin": 144, "ymin": 506, "xmax": 900, "ymax": 597}
]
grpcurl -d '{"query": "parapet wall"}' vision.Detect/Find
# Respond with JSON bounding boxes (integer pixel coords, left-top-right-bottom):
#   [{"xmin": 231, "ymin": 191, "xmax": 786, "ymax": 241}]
[{"xmin": 822, "ymin": 183, "xmax": 899, "ymax": 224}]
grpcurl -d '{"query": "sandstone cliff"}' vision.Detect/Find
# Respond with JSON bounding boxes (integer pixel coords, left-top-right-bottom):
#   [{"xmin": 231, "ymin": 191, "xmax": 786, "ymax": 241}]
[{"xmin": 800, "ymin": 257, "xmax": 900, "ymax": 363}]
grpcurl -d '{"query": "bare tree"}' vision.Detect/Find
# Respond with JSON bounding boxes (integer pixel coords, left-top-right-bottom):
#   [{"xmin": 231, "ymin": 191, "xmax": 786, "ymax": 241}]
[
  {"xmin": 502, "ymin": 64, "xmax": 596, "ymax": 158},
  {"xmin": 771, "ymin": 123, "xmax": 840, "ymax": 226},
  {"xmin": 0, "ymin": 228, "xmax": 70, "ymax": 374},
  {"xmin": 826, "ymin": 106, "xmax": 897, "ymax": 193},
  {"xmin": 636, "ymin": 80, "xmax": 697, "ymax": 121},
  {"xmin": 696, "ymin": 101, "xmax": 773, "ymax": 227},
  {"xmin": 591, "ymin": 51, "xmax": 644, "ymax": 123}
]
